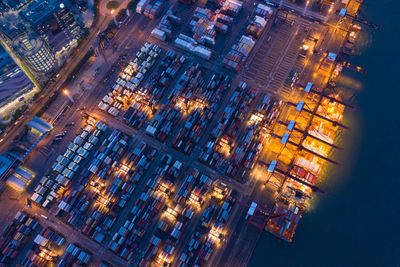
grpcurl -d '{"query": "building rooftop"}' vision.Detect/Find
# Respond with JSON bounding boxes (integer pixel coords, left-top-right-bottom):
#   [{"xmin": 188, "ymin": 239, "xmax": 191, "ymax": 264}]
[
  {"xmin": 7, "ymin": 165, "xmax": 35, "ymax": 191},
  {"xmin": 27, "ymin": 116, "xmax": 53, "ymax": 135},
  {"xmin": 47, "ymin": 30, "xmax": 72, "ymax": 52},
  {"xmin": 22, "ymin": 0, "xmax": 67, "ymax": 26},
  {"xmin": 2, "ymin": 0, "xmax": 32, "ymax": 10},
  {"xmin": 0, "ymin": 154, "xmax": 14, "ymax": 177},
  {"xmin": 0, "ymin": 13, "xmax": 28, "ymax": 40},
  {"xmin": 12, "ymin": 32, "xmax": 46, "ymax": 57},
  {"xmin": 0, "ymin": 152, "xmax": 18, "ymax": 180}
]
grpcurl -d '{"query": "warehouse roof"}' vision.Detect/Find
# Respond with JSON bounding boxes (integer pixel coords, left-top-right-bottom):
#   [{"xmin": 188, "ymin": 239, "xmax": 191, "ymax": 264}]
[{"xmin": 27, "ymin": 116, "xmax": 52, "ymax": 135}]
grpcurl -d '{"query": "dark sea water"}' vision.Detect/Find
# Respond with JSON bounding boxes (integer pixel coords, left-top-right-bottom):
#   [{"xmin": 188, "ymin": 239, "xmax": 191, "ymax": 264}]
[{"xmin": 250, "ymin": 1, "xmax": 400, "ymax": 266}]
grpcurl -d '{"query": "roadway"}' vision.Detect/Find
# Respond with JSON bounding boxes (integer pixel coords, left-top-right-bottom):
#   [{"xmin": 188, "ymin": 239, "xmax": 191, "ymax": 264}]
[
  {"xmin": 0, "ymin": 0, "xmax": 131, "ymax": 155},
  {"xmin": 20, "ymin": 204, "xmax": 128, "ymax": 266}
]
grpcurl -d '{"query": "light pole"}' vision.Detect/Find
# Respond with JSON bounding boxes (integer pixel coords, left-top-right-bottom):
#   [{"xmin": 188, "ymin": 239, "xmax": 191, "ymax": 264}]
[
  {"xmin": 111, "ymin": 9, "xmax": 118, "ymax": 27},
  {"xmin": 63, "ymin": 89, "xmax": 74, "ymax": 103}
]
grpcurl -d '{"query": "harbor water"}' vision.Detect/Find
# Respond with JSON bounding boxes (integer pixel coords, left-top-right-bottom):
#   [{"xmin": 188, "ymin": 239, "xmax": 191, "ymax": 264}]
[{"xmin": 250, "ymin": 1, "xmax": 400, "ymax": 266}]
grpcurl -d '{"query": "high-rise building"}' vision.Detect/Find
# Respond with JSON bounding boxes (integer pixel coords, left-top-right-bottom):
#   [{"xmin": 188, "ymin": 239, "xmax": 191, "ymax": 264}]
[
  {"xmin": 12, "ymin": 33, "xmax": 56, "ymax": 73},
  {"xmin": 0, "ymin": 1, "xmax": 86, "ymax": 83},
  {"xmin": 0, "ymin": 12, "xmax": 56, "ymax": 82},
  {"xmin": 2, "ymin": 0, "xmax": 32, "ymax": 11},
  {"xmin": 23, "ymin": 1, "xmax": 84, "ymax": 64}
]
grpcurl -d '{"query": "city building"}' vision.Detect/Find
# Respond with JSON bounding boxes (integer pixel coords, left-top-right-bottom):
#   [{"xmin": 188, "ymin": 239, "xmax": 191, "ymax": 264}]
[
  {"xmin": 12, "ymin": 33, "xmax": 56, "ymax": 73},
  {"xmin": 0, "ymin": 1, "xmax": 86, "ymax": 82},
  {"xmin": 0, "ymin": 12, "xmax": 55, "ymax": 83},
  {"xmin": 22, "ymin": 0, "xmax": 85, "ymax": 64},
  {"xmin": 6, "ymin": 165, "xmax": 35, "ymax": 191},
  {"xmin": 0, "ymin": 2, "xmax": 8, "ymax": 13},
  {"xmin": 1, "ymin": 0, "xmax": 32, "ymax": 11}
]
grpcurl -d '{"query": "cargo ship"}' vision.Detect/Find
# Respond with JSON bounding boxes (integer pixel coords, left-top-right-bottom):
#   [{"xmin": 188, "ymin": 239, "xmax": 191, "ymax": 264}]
[
  {"xmin": 342, "ymin": 24, "xmax": 361, "ymax": 55},
  {"xmin": 265, "ymin": 88, "xmax": 346, "ymax": 242}
]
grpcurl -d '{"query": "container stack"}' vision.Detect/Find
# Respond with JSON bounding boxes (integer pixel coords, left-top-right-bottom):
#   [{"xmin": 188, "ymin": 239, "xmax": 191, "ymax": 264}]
[
  {"xmin": 146, "ymin": 63, "xmax": 202, "ymax": 141},
  {"xmin": 199, "ymin": 82, "xmax": 249, "ymax": 166},
  {"xmin": 220, "ymin": 0, "xmax": 242, "ymax": 16},
  {"xmin": 22, "ymin": 228, "xmax": 65, "ymax": 266},
  {"xmin": 265, "ymin": 202, "xmax": 303, "ymax": 243},
  {"xmin": 215, "ymin": 13, "xmax": 233, "ymax": 25},
  {"xmin": 191, "ymin": 19, "xmax": 216, "ymax": 46},
  {"xmin": 231, "ymin": 95, "xmax": 280, "ymax": 173},
  {"xmin": 207, "ymin": 0, "xmax": 225, "ymax": 8},
  {"xmin": 33, "ymin": 229, "xmax": 65, "ymax": 248},
  {"xmin": 59, "ymin": 138, "xmax": 156, "ymax": 247},
  {"xmin": 150, "ymin": 9, "xmax": 182, "ymax": 41},
  {"xmin": 214, "ymin": 21, "xmax": 228, "ymax": 34},
  {"xmin": 31, "ymin": 118, "xmax": 107, "ymax": 208},
  {"xmin": 58, "ymin": 244, "xmax": 91, "ymax": 266},
  {"xmin": 98, "ymin": 43, "xmax": 161, "ymax": 116},
  {"xmin": 142, "ymin": 168, "xmax": 213, "ymax": 266},
  {"xmin": 246, "ymin": 16, "xmax": 268, "ymax": 39},
  {"xmin": 254, "ymin": 3, "xmax": 273, "ymax": 19},
  {"xmin": 138, "ymin": 50, "xmax": 185, "ymax": 106},
  {"xmin": 55, "ymin": 129, "xmax": 157, "ymax": 245},
  {"xmin": 226, "ymin": 91, "xmax": 280, "ymax": 177},
  {"xmin": 178, "ymin": 183, "xmax": 235, "ymax": 266},
  {"xmin": 172, "ymin": 74, "xmax": 230, "ymax": 155},
  {"xmin": 123, "ymin": 50, "xmax": 185, "ymax": 129},
  {"xmin": 175, "ymin": 169, "xmax": 212, "ymax": 209},
  {"xmin": 108, "ymin": 154, "xmax": 182, "ymax": 261},
  {"xmin": 146, "ymin": 102, "xmax": 182, "ymax": 141},
  {"xmin": 0, "ymin": 212, "xmax": 39, "ymax": 264},
  {"xmin": 227, "ymin": 124, "xmax": 257, "ymax": 176},
  {"xmin": 174, "ymin": 35, "xmax": 213, "ymax": 60},
  {"xmin": 193, "ymin": 7, "xmax": 214, "ymax": 21},
  {"xmin": 143, "ymin": 1, "xmax": 163, "ymax": 20},
  {"xmin": 224, "ymin": 87, "xmax": 258, "ymax": 176},
  {"xmin": 222, "ymin": 35, "xmax": 255, "ymax": 71},
  {"xmin": 136, "ymin": 0, "xmax": 150, "ymax": 14}
]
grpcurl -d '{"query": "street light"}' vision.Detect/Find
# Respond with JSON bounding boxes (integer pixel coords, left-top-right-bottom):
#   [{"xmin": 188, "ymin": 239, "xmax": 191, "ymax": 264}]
[
  {"xmin": 111, "ymin": 9, "xmax": 118, "ymax": 27},
  {"xmin": 63, "ymin": 89, "xmax": 74, "ymax": 103}
]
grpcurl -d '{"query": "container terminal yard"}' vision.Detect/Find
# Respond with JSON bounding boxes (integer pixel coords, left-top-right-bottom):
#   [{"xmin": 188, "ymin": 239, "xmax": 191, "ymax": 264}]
[{"xmin": 0, "ymin": 0, "xmax": 371, "ymax": 265}]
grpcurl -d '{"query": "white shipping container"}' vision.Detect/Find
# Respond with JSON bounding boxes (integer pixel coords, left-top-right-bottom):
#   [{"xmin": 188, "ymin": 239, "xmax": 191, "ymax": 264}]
[
  {"xmin": 174, "ymin": 38, "xmax": 193, "ymax": 51},
  {"xmin": 31, "ymin": 193, "xmax": 43, "ymax": 203},
  {"xmin": 146, "ymin": 125, "xmax": 157, "ymax": 136},
  {"xmin": 254, "ymin": 16, "xmax": 267, "ymax": 27},
  {"xmin": 151, "ymin": 28, "xmax": 166, "ymax": 41},
  {"xmin": 178, "ymin": 34, "xmax": 197, "ymax": 45},
  {"xmin": 193, "ymin": 46, "xmax": 212, "ymax": 60}
]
